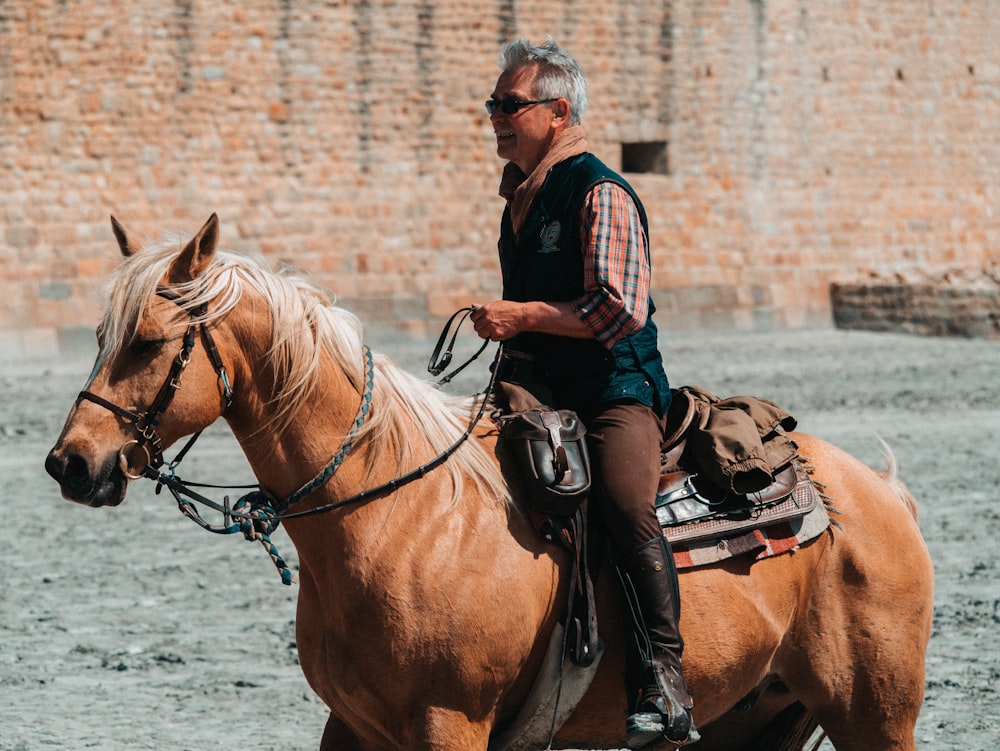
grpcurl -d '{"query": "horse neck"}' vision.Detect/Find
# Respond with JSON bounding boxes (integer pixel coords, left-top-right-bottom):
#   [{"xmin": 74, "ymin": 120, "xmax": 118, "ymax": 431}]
[
  {"xmin": 222, "ymin": 344, "xmax": 462, "ymax": 538},
  {"xmin": 233, "ymin": 353, "xmax": 501, "ymax": 605},
  {"xmin": 223, "ymin": 346, "xmax": 369, "ymax": 503}
]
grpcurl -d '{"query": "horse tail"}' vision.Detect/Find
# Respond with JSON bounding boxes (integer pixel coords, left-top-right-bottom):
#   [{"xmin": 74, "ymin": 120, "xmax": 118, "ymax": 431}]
[{"xmin": 876, "ymin": 436, "xmax": 920, "ymax": 523}]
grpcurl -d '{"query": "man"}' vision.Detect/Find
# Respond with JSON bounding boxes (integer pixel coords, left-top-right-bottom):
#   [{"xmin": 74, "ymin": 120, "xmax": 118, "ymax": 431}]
[{"xmin": 470, "ymin": 39, "xmax": 698, "ymax": 748}]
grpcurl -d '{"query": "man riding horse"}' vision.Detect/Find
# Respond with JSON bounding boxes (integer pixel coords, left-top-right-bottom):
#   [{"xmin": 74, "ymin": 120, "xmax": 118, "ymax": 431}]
[{"xmin": 471, "ymin": 38, "xmax": 697, "ymax": 749}]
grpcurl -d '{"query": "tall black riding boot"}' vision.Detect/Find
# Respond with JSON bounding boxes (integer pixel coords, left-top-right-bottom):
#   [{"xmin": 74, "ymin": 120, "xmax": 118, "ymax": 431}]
[{"xmin": 620, "ymin": 535, "xmax": 698, "ymax": 748}]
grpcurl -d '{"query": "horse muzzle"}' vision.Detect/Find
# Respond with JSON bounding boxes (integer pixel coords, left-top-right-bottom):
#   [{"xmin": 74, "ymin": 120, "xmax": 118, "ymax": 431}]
[{"xmin": 44, "ymin": 445, "xmax": 128, "ymax": 508}]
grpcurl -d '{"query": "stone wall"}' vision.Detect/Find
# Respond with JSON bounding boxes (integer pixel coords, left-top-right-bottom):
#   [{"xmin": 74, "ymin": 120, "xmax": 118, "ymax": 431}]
[
  {"xmin": 832, "ymin": 269, "xmax": 1000, "ymax": 339},
  {"xmin": 2, "ymin": 0, "xmax": 998, "ymax": 356}
]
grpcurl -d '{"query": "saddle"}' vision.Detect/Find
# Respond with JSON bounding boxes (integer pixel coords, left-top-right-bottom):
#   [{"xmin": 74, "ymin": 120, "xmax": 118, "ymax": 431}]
[
  {"xmin": 654, "ymin": 386, "xmax": 820, "ymax": 547},
  {"xmin": 497, "ymin": 382, "xmax": 818, "ymax": 552},
  {"xmin": 658, "ymin": 441, "xmax": 815, "ymax": 540}
]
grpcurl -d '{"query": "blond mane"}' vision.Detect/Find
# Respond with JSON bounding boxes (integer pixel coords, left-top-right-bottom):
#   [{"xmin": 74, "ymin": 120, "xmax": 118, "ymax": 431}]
[{"xmin": 99, "ymin": 237, "xmax": 509, "ymax": 506}]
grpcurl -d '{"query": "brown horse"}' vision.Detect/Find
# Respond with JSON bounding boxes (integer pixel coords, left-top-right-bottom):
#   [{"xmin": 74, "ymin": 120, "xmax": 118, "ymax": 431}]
[{"xmin": 46, "ymin": 214, "xmax": 933, "ymax": 751}]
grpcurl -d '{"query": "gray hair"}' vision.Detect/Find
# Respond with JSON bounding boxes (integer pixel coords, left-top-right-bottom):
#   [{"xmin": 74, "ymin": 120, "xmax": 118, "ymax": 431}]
[{"xmin": 498, "ymin": 38, "xmax": 587, "ymax": 126}]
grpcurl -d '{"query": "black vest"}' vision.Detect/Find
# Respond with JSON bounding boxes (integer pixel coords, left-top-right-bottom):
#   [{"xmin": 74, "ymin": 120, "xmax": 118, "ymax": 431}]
[{"xmin": 498, "ymin": 153, "xmax": 671, "ymax": 415}]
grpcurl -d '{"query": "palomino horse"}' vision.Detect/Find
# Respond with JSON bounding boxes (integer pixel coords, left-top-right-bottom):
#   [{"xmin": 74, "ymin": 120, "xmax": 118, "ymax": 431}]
[{"xmin": 46, "ymin": 215, "xmax": 933, "ymax": 751}]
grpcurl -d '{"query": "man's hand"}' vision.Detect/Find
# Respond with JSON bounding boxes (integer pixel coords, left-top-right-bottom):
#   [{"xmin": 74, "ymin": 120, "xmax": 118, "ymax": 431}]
[
  {"xmin": 470, "ymin": 301, "xmax": 525, "ymax": 341},
  {"xmin": 470, "ymin": 300, "xmax": 594, "ymax": 341}
]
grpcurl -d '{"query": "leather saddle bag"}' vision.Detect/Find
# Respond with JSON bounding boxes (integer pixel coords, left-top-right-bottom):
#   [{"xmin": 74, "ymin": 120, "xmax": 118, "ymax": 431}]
[{"xmin": 498, "ymin": 408, "xmax": 591, "ymax": 517}]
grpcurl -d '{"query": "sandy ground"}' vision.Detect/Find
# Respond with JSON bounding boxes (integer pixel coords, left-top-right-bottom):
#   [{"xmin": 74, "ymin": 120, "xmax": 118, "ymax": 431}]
[{"xmin": 2, "ymin": 327, "xmax": 998, "ymax": 750}]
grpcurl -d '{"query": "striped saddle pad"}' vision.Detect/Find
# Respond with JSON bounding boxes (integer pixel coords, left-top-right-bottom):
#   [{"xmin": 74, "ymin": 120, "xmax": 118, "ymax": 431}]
[{"xmin": 656, "ymin": 453, "xmax": 830, "ymax": 570}]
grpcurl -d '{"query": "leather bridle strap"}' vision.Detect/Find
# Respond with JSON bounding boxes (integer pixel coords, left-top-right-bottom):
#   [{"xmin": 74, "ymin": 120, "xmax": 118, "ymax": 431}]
[
  {"xmin": 115, "ymin": 310, "xmax": 497, "ymax": 585},
  {"xmin": 76, "ymin": 289, "xmax": 232, "ymax": 475},
  {"xmin": 156, "ymin": 289, "xmax": 232, "ymax": 406}
]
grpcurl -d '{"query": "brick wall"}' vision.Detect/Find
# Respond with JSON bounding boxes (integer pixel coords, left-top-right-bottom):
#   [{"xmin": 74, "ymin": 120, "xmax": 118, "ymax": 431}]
[{"xmin": 2, "ymin": 0, "xmax": 998, "ymax": 356}]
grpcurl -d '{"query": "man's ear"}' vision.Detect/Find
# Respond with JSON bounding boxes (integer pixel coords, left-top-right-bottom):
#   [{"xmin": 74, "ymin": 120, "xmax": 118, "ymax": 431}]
[{"xmin": 553, "ymin": 98, "xmax": 571, "ymax": 124}]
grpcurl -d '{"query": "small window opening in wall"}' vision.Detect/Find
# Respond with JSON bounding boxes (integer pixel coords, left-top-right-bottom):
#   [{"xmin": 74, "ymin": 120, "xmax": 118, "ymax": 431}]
[{"xmin": 622, "ymin": 141, "xmax": 669, "ymax": 175}]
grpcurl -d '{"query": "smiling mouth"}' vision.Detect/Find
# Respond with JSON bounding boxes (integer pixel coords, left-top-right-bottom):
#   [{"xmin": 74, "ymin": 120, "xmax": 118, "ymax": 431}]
[{"xmin": 495, "ymin": 130, "xmax": 515, "ymax": 141}]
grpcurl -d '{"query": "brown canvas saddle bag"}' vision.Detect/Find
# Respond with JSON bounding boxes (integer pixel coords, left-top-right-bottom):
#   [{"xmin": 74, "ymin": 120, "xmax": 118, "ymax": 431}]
[{"xmin": 654, "ymin": 386, "xmax": 817, "ymax": 544}]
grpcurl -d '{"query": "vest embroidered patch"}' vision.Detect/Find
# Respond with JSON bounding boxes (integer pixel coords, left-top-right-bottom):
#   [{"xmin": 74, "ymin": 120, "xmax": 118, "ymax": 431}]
[{"xmin": 538, "ymin": 220, "xmax": 561, "ymax": 254}]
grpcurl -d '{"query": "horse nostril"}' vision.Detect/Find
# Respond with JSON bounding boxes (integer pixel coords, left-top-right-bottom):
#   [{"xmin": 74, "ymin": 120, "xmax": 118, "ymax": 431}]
[
  {"xmin": 44, "ymin": 450, "xmax": 64, "ymax": 482},
  {"xmin": 45, "ymin": 450, "xmax": 93, "ymax": 493}
]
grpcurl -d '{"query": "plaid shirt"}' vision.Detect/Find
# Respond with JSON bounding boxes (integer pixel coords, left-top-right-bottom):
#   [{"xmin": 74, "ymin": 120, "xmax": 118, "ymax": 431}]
[{"xmin": 571, "ymin": 181, "xmax": 651, "ymax": 348}]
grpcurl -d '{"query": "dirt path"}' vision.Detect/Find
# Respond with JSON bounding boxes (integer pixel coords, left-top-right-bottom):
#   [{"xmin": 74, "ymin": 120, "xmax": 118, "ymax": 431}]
[{"xmin": 2, "ymin": 328, "xmax": 998, "ymax": 750}]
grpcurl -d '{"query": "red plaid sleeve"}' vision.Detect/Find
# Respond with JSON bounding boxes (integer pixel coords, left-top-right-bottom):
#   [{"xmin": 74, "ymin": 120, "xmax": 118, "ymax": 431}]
[{"xmin": 571, "ymin": 182, "xmax": 651, "ymax": 348}]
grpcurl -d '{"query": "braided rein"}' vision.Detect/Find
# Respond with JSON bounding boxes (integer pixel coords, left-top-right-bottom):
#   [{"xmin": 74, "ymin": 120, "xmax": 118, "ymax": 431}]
[
  {"xmin": 139, "ymin": 317, "xmax": 497, "ymax": 585},
  {"xmin": 145, "ymin": 344, "xmax": 376, "ymax": 586}
]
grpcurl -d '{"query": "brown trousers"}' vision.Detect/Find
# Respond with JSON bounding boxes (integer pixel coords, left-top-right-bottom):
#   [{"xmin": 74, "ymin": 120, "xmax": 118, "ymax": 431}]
[{"xmin": 580, "ymin": 401, "xmax": 665, "ymax": 552}]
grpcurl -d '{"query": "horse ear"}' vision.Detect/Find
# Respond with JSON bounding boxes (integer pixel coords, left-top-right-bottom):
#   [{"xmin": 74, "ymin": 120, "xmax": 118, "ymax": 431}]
[
  {"xmin": 110, "ymin": 215, "xmax": 140, "ymax": 257},
  {"xmin": 168, "ymin": 213, "xmax": 220, "ymax": 284}
]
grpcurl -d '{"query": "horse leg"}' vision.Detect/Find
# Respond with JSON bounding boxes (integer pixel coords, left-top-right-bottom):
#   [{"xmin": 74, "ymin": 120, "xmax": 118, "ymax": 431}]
[
  {"xmin": 800, "ymin": 661, "xmax": 924, "ymax": 751},
  {"xmin": 772, "ymin": 435, "xmax": 932, "ymax": 751},
  {"xmin": 415, "ymin": 706, "xmax": 494, "ymax": 751},
  {"xmin": 320, "ymin": 713, "xmax": 369, "ymax": 751},
  {"xmin": 777, "ymin": 556, "xmax": 928, "ymax": 751},
  {"xmin": 318, "ymin": 708, "xmax": 494, "ymax": 751},
  {"xmin": 809, "ymin": 694, "xmax": 921, "ymax": 751},
  {"xmin": 810, "ymin": 551, "xmax": 929, "ymax": 751}
]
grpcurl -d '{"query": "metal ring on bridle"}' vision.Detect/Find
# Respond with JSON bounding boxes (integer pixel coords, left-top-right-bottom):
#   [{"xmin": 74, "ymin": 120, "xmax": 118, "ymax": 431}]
[{"xmin": 119, "ymin": 440, "xmax": 153, "ymax": 480}]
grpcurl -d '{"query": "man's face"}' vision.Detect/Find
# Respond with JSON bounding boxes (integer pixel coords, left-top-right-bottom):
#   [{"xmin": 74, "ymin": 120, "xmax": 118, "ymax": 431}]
[{"xmin": 490, "ymin": 64, "xmax": 565, "ymax": 175}]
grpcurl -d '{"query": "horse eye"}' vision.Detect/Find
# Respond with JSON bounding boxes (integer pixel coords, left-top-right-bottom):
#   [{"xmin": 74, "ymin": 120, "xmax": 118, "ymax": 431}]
[{"xmin": 128, "ymin": 338, "xmax": 166, "ymax": 358}]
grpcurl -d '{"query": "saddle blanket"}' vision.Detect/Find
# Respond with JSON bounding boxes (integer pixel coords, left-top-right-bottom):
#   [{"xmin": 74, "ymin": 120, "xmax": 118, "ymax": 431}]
[{"xmin": 669, "ymin": 501, "xmax": 830, "ymax": 570}]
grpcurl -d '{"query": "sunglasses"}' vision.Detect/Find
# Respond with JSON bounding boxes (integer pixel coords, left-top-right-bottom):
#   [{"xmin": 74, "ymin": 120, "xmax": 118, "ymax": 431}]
[{"xmin": 485, "ymin": 97, "xmax": 559, "ymax": 115}]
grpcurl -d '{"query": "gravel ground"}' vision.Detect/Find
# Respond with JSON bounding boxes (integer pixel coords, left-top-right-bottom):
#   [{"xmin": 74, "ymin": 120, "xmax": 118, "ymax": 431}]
[{"xmin": 2, "ymin": 327, "xmax": 998, "ymax": 750}]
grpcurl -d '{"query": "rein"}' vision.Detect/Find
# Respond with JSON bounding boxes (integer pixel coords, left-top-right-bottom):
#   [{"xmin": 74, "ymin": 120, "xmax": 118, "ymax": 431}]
[
  {"xmin": 86, "ymin": 293, "xmax": 496, "ymax": 584},
  {"xmin": 427, "ymin": 306, "xmax": 489, "ymax": 384}
]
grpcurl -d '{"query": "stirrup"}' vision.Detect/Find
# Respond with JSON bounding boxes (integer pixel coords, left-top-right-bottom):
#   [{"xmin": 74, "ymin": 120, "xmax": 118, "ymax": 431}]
[
  {"xmin": 626, "ymin": 676, "xmax": 699, "ymax": 749},
  {"xmin": 625, "ymin": 712, "xmax": 701, "ymax": 749},
  {"xmin": 626, "ymin": 709, "xmax": 667, "ymax": 749},
  {"xmin": 626, "ymin": 707, "xmax": 700, "ymax": 748}
]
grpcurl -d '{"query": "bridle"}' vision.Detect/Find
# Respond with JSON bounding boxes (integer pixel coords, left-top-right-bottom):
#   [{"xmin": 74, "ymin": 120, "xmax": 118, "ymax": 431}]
[
  {"xmin": 77, "ymin": 288, "xmax": 233, "ymax": 478},
  {"xmin": 77, "ymin": 292, "xmax": 496, "ymax": 585}
]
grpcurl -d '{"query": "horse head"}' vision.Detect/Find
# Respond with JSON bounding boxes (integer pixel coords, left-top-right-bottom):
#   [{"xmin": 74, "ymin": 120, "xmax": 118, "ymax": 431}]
[{"xmin": 45, "ymin": 214, "xmax": 238, "ymax": 507}]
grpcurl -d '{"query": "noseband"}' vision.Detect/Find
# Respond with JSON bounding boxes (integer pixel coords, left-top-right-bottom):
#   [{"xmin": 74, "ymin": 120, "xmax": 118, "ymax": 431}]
[{"xmin": 77, "ymin": 288, "xmax": 233, "ymax": 478}]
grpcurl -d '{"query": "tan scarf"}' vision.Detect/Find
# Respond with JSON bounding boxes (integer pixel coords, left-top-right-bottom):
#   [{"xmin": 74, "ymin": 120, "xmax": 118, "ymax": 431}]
[{"xmin": 498, "ymin": 125, "xmax": 590, "ymax": 236}]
